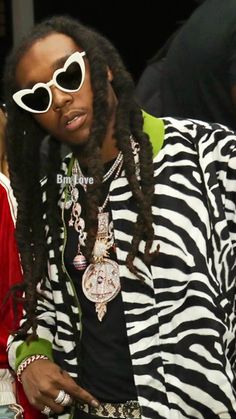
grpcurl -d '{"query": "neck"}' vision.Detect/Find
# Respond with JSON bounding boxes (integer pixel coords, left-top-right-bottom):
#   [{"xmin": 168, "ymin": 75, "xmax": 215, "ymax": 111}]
[
  {"xmin": 100, "ymin": 134, "xmax": 119, "ymax": 163},
  {"xmin": 75, "ymin": 132, "xmax": 119, "ymax": 168}
]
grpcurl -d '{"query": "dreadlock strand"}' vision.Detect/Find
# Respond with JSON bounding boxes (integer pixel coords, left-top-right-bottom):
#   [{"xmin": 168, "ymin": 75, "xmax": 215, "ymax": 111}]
[{"xmin": 79, "ymin": 52, "xmax": 110, "ymax": 261}]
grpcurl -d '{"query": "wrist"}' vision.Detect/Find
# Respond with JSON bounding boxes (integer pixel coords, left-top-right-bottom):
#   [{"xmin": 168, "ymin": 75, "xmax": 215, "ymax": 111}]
[
  {"xmin": 15, "ymin": 337, "xmax": 53, "ymax": 371},
  {"xmin": 16, "ymin": 354, "xmax": 48, "ymax": 383}
]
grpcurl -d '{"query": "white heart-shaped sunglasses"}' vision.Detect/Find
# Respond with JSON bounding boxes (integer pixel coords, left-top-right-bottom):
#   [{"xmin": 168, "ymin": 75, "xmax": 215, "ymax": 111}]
[{"xmin": 13, "ymin": 51, "xmax": 86, "ymax": 113}]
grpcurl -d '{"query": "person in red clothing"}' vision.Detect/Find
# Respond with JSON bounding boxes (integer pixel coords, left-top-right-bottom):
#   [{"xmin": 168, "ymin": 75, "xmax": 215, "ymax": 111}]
[
  {"xmin": 0, "ymin": 171, "xmax": 23, "ymax": 419},
  {"xmin": 0, "ymin": 106, "xmax": 43, "ymax": 419}
]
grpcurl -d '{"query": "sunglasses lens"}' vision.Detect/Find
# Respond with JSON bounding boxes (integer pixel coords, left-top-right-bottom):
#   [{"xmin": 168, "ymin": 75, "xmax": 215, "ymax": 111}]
[
  {"xmin": 22, "ymin": 87, "xmax": 50, "ymax": 112},
  {"xmin": 13, "ymin": 52, "xmax": 86, "ymax": 112},
  {"xmin": 56, "ymin": 61, "xmax": 83, "ymax": 91}
]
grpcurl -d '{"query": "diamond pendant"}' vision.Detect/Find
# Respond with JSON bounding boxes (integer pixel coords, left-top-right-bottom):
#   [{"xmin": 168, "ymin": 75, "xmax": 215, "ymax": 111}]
[
  {"xmin": 82, "ymin": 258, "xmax": 120, "ymax": 321},
  {"xmin": 81, "ymin": 212, "xmax": 120, "ymax": 321}
]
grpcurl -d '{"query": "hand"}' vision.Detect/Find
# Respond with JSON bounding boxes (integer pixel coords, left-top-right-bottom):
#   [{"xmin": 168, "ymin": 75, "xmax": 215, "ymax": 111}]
[{"xmin": 20, "ymin": 359, "xmax": 99, "ymax": 414}]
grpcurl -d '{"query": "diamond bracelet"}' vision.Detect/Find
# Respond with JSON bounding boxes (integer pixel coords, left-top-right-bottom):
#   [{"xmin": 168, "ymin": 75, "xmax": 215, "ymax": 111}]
[{"xmin": 17, "ymin": 354, "xmax": 48, "ymax": 383}]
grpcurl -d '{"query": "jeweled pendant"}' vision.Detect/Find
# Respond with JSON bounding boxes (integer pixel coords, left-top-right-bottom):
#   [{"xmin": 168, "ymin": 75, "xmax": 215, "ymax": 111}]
[
  {"xmin": 82, "ymin": 258, "xmax": 120, "ymax": 321},
  {"xmin": 73, "ymin": 253, "xmax": 87, "ymax": 270}
]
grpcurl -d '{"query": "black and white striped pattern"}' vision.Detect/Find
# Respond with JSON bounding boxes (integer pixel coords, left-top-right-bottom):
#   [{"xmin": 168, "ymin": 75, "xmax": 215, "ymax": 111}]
[{"xmin": 8, "ymin": 117, "xmax": 236, "ymax": 418}]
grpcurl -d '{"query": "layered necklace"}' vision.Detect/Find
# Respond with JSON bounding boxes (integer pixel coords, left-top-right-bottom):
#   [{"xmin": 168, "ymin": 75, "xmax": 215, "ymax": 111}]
[{"xmin": 65, "ymin": 151, "xmax": 123, "ymax": 321}]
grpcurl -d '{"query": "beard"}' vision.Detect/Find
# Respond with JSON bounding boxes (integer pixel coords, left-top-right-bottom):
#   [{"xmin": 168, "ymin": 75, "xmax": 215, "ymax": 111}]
[{"xmin": 69, "ymin": 141, "xmax": 89, "ymax": 157}]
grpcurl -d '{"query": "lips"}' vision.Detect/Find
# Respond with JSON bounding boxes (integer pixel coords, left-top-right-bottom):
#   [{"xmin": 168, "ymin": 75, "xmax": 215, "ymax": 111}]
[
  {"xmin": 67, "ymin": 115, "xmax": 79, "ymax": 125},
  {"xmin": 62, "ymin": 110, "xmax": 87, "ymax": 131}
]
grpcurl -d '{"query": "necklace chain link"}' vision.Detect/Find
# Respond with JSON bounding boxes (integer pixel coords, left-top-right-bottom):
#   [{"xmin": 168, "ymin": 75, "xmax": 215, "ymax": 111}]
[
  {"xmin": 75, "ymin": 152, "xmax": 124, "ymax": 212},
  {"xmin": 99, "ymin": 158, "xmax": 123, "ymax": 212},
  {"xmin": 75, "ymin": 150, "xmax": 123, "ymax": 184}
]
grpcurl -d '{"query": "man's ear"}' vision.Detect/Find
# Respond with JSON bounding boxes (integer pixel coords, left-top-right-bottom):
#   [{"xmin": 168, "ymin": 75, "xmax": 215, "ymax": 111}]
[{"xmin": 107, "ymin": 68, "xmax": 113, "ymax": 81}]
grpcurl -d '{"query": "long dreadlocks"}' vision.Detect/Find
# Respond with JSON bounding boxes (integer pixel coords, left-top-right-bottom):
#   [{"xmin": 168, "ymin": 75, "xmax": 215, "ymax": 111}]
[{"xmin": 3, "ymin": 15, "xmax": 157, "ymax": 340}]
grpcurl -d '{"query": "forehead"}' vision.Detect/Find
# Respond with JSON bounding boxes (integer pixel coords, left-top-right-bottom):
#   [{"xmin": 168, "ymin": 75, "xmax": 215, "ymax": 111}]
[{"xmin": 15, "ymin": 33, "xmax": 82, "ymax": 88}]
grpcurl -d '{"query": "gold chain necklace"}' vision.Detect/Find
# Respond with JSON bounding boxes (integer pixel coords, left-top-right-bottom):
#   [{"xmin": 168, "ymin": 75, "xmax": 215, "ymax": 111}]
[
  {"xmin": 68, "ymin": 156, "xmax": 123, "ymax": 321},
  {"xmin": 75, "ymin": 151, "xmax": 123, "ymax": 190},
  {"xmin": 65, "ymin": 136, "xmax": 139, "ymax": 320}
]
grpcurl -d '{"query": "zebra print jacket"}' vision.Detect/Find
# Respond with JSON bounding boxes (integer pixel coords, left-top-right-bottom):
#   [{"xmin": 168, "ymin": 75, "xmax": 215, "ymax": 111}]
[{"xmin": 8, "ymin": 116, "xmax": 236, "ymax": 418}]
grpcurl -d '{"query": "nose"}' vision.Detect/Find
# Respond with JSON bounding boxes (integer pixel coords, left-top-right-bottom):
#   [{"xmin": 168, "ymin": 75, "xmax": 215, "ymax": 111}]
[{"xmin": 51, "ymin": 85, "xmax": 73, "ymax": 111}]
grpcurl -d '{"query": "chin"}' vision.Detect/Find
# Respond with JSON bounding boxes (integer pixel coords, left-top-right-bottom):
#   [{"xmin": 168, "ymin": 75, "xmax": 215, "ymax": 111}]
[{"xmin": 63, "ymin": 134, "xmax": 89, "ymax": 146}]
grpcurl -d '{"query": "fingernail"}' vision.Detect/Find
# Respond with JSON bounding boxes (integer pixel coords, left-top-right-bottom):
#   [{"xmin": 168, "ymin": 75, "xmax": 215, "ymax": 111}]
[{"xmin": 91, "ymin": 399, "xmax": 99, "ymax": 407}]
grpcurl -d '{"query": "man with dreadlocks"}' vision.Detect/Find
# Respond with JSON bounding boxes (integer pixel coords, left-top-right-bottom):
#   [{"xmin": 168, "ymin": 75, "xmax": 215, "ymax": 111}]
[{"xmin": 3, "ymin": 14, "xmax": 236, "ymax": 419}]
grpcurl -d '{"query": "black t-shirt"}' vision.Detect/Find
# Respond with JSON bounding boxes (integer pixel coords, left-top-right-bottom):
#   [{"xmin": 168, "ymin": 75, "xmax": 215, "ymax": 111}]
[{"xmin": 64, "ymin": 160, "xmax": 137, "ymax": 402}]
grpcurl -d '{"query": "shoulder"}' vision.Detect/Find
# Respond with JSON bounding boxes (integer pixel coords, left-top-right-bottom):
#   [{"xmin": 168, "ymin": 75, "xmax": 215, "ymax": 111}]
[
  {"xmin": 157, "ymin": 117, "xmax": 236, "ymax": 170},
  {"xmin": 162, "ymin": 116, "xmax": 234, "ymax": 131},
  {"xmin": 0, "ymin": 172, "xmax": 10, "ymax": 191},
  {"xmin": 142, "ymin": 110, "xmax": 234, "ymax": 138},
  {"xmin": 142, "ymin": 112, "xmax": 236, "ymax": 161},
  {"xmin": 161, "ymin": 116, "xmax": 236, "ymax": 145},
  {"xmin": 0, "ymin": 172, "xmax": 17, "ymax": 222}
]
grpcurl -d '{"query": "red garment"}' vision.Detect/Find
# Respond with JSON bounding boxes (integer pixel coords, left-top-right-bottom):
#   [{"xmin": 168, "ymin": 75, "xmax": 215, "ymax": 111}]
[
  {"xmin": 0, "ymin": 174, "xmax": 43, "ymax": 419},
  {"xmin": 0, "ymin": 176, "xmax": 22, "ymax": 368}
]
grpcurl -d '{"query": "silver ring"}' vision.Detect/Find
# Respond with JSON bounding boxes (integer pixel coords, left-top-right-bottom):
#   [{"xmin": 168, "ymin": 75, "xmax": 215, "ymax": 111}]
[
  {"xmin": 60, "ymin": 393, "xmax": 72, "ymax": 406},
  {"xmin": 54, "ymin": 389, "xmax": 66, "ymax": 404},
  {"xmin": 41, "ymin": 405, "xmax": 51, "ymax": 416}
]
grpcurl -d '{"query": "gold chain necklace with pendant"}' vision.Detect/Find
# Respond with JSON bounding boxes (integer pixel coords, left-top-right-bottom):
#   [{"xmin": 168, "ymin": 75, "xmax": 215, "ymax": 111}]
[{"xmin": 66, "ymin": 154, "xmax": 123, "ymax": 321}]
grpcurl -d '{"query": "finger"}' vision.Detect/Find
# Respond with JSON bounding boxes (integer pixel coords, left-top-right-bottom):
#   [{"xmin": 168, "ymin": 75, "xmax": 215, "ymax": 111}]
[
  {"xmin": 39, "ymin": 388, "xmax": 73, "ymax": 412},
  {"xmin": 27, "ymin": 385, "xmax": 70, "ymax": 414},
  {"xmin": 59, "ymin": 370, "xmax": 99, "ymax": 407},
  {"xmin": 33, "ymin": 394, "xmax": 66, "ymax": 415},
  {"xmin": 30, "ymin": 394, "xmax": 64, "ymax": 414},
  {"xmin": 71, "ymin": 386, "xmax": 99, "ymax": 406}
]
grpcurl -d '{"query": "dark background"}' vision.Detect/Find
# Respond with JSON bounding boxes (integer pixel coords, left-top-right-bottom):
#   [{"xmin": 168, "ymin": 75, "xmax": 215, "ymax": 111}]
[
  {"xmin": 0, "ymin": 0, "xmax": 200, "ymax": 99},
  {"xmin": 33, "ymin": 0, "xmax": 200, "ymax": 81}
]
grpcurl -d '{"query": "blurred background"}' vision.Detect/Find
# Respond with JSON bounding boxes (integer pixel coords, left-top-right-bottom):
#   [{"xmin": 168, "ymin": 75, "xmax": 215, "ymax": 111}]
[{"xmin": 0, "ymin": 0, "xmax": 200, "ymax": 99}]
